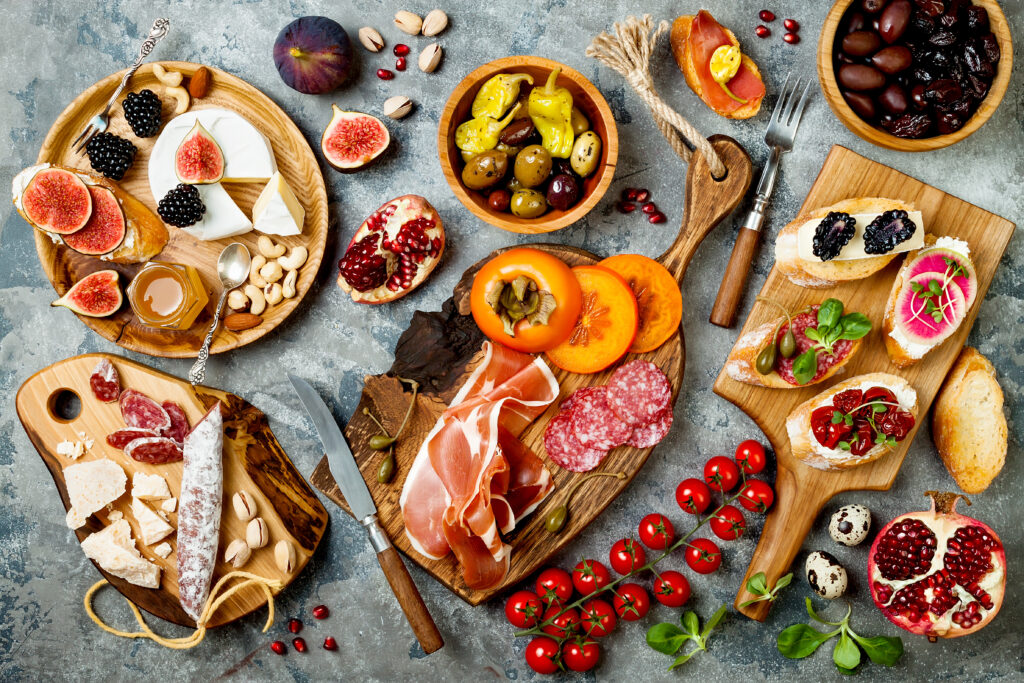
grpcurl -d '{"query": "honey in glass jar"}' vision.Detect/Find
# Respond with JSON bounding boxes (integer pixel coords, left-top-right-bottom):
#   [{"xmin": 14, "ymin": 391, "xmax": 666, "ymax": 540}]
[{"xmin": 128, "ymin": 262, "xmax": 209, "ymax": 330}]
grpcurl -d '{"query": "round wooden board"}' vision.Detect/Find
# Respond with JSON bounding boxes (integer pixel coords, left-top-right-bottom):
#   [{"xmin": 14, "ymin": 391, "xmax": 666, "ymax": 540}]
[{"xmin": 34, "ymin": 61, "xmax": 329, "ymax": 358}]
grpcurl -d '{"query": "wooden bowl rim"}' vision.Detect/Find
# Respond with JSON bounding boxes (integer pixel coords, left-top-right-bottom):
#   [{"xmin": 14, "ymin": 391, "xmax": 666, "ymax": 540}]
[
  {"xmin": 437, "ymin": 56, "xmax": 618, "ymax": 234},
  {"xmin": 817, "ymin": 0, "xmax": 1013, "ymax": 152}
]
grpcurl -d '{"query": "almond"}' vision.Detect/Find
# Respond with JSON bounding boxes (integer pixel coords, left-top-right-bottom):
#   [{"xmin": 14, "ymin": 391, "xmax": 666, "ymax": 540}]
[
  {"xmin": 224, "ymin": 312, "xmax": 262, "ymax": 331},
  {"xmin": 188, "ymin": 66, "xmax": 211, "ymax": 99}
]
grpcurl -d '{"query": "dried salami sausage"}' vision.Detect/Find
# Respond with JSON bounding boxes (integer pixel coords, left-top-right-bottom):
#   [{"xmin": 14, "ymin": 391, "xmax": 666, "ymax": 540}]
[
  {"xmin": 569, "ymin": 387, "xmax": 632, "ymax": 450},
  {"xmin": 123, "ymin": 436, "xmax": 183, "ymax": 464},
  {"xmin": 106, "ymin": 428, "xmax": 158, "ymax": 449},
  {"xmin": 89, "ymin": 358, "xmax": 120, "ymax": 403},
  {"xmin": 543, "ymin": 410, "xmax": 608, "ymax": 473},
  {"xmin": 119, "ymin": 389, "xmax": 172, "ymax": 432},
  {"xmin": 161, "ymin": 401, "xmax": 190, "ymax": 444},
  {"xmin": 605, "ymin": 360, "xmax": 672, "ymax": 427}
]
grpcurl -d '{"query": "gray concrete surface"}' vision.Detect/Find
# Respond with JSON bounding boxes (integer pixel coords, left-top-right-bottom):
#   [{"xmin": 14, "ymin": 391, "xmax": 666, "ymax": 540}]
[{"xmin": 1, "ymin": 0, "xmax": 1021, "ymax": 680}]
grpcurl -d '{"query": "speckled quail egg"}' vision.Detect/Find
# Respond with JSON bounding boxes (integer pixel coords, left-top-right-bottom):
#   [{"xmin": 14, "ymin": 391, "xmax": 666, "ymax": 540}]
[
  {"xmin": 805, "ymin": 550, "xmax": 848, "ymax": 599},
  {"xmin": 828, "ymin": 504, "xmax": 872, "ymax": 546}
]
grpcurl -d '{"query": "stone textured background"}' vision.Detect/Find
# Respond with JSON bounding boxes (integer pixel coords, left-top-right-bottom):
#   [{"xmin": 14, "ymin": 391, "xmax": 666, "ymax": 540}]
[{"xmin": 0, "ymin": 0, "xmax": 1021, "ymax": 680}]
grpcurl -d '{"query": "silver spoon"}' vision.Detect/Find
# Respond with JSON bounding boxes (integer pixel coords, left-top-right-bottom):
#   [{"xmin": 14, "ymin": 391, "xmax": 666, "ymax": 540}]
[{"xmin": 189, "ymin": 243, "xmax": 251, "ymax": 386}]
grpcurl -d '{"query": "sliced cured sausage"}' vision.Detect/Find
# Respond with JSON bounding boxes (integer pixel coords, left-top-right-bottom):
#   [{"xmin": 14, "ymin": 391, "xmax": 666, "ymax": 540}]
[
  {"xmin": 89, "ymin": 358, "xmax": 120, "ymax": 402},
  {"xmin": 123, "ymin": 436, "xmax": 183, "ymax": 464},
  {"xmin": 605, "ymin": 360, "xmax": 672, "ymax": 427},
  {"xmin": 559, "ymin": 386, "xmax": 601, "ymax": 414},
  {"xmin": 106, "ymin": 428, "xmax": 158, "ymax": 449},
  {"xmin": 119, "ymin": 389, "xmax": 172, "ymax": 432},
  {"xmin": 544, "ymin": 410, "xmax": 608, "ymax": 472},
  {"xmin": 161, "ymin": 401, "xmax": 190, "ymax": 443},
  {"xmin": 626, "ymin": 409, "xmax": 674, "ymax": 448},
  {"xmin": 569, "ymin": 387, "xmax": 632, "ymax": 450},
  {"xmin": 774, "ymin": 311, "xmax": 854, "ymax": 386}
]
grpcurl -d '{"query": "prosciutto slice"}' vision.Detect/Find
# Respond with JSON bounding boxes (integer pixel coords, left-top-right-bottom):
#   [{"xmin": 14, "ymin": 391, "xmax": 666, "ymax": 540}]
[
  {"xmin": 688, "ymin": 10, "xmax": 766, "ymax": 115},
  {"xmin": 400, "ymin": 342, "xmax": 557, "ymax": 589}
]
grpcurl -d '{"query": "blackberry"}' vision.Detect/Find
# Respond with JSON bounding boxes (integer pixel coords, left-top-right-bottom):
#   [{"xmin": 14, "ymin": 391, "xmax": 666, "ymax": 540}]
[
  {"xmin": 121, "ymin": 89, "xmax": 162, "ymax": 138},
  {"xmin": 85, "ymin": 132, "xmax": 136, "ymax": 180},
  {"xmin": 157, "ymin": 184, "xmax": 206, "ymax": 227},
  {"xmin": 812, "ymin": 211, "xmax": 857, "ymax": 261},
  {"xmin": 864, "ymin": 209, "xmax": 917, "ymax": 255}
]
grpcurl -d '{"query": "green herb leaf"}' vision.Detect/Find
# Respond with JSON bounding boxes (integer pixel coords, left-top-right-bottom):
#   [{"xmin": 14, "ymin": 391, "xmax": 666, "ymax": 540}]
[
  {"xmin": 871, "ymin": 402, "xmax": 885, "ymax": 413},
  {"xmin": 837, "ymin": 666, "xmax": 858, "ymax": 676},
  {"xmin": 833, "ymin": 631, "xmax": 862, "ymax": 671},
  {"xmin": 844, "ymin": 414, "xmax": 854, "ymax": 426},
  {"xmin": 646, "ymin": 623, "xmax": 689, "ymax": 655},
  {"xmin": 849, "ymin": 634, "xmax": 904, "ymax": 666},
  {"xmin": 818, "ymin": 298, "xmax": 843, "ymax": 329},
  {"xmin": 777, "ymin": 624, "xmax": 836, "ymax": 659},
  {"xmin": 839, "ymin": 441, "xmax": 851, "ymax": 451},
  {"xmin": 747, "ymin": 572, "xmax": 769, "ymax": 596},
  {"xmin": 838, "ymin": 313, "xmax": 872, "ymax": 340},
  {"xmin": 806, "ymin": 597, "xmax": 824, "ymax": 623},
  {"xmin": 911, "ymin": 282, "xmax": 923, "ymax": 292},
  {"xmin": 831, "ymin": 411, "xmax": 843, "ymax": 424},
  {"xmin": 668, "ymin": 649, "xmax": 697, "ymax": 671},
  {"xmin": 803, "ymin": 327, "xmax": 821, "ymax": 342},
  {"xmin": 701, "ymin": 604, "xmax": 728, "ymax": 639},
  {"xmin": 773, "ymin": 573, "xmax": 794, "ymax": 592},
  {"xmin": 793, "ymin": 349, "xmax": 818, "ymax": 385},
  {"xmin": 929, "ymin": 279, "xmax": 942, "ymax": 294},
  {"xmin": 682, "ymin": 611, "xmax": 700, "ymax": 636}
]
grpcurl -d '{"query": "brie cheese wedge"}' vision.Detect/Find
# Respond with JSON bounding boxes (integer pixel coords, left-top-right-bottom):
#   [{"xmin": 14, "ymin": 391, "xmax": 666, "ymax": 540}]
[
  {"xmin": 65, "ymin": 459, "xmax": 127, "ymax": 529},
  {"xmin": 180, "ymin": 183, "xmax": 253, "ymax": 241},
  {"xmin": 252, "ymin": 171, "xmax": 305, "ymax": 236},
  {"xmin": 797, "ymin": 211, "xmax": 925, "ymax": 262},
  {"xmin": 80, "ymin": 520, "xmax": 161, "ymax": 589},
  {"xmin": 131, "ymin": 497, "xmax": 174, "ymax": 545}
]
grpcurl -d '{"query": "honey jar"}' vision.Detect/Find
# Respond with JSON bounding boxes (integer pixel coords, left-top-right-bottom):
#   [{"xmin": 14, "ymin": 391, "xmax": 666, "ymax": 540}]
[{"xmin": 128, "ymin": 262, "xmax": 208, "ymax": 330}]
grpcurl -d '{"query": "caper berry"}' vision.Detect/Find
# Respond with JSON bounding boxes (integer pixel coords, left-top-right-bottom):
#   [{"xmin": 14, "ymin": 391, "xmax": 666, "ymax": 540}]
[
  {"xmin": 545, "ymin": 505, "xmax": 568, "ymax": 533},
  {"xmin": 755, "ymin": 342, "xmax": 777, "ymax": 375},
  {"xmin": 369, "ymin": 434, "xmax": 394, "ymax": 450},
  {"xmin": 377, "ymin": 450, "xmax": 396, "ymax": 484},
  {"xmin": 780, "ymin": 328, "xmax": 797, "ymax": 358}
]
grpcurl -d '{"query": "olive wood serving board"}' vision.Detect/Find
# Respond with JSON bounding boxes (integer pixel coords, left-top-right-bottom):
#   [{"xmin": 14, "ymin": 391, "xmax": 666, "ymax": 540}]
[
  {"xmin": 16, "ymin": 354, "xmax": 328, "ymax": 627},
  {"xmin": 718, "ymin": 145, "xmax": 1015, "ymax": 621},
  {"xmin": 311, "ymin": 136, "xmax": 752, "ymax": 604},
  {"xmin": 34, "ymin": 61, "xmax": 329, "ymax": 358}
]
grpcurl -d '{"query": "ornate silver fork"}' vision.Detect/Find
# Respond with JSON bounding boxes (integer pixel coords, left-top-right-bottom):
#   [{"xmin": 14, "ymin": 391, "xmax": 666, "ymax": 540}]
[{"xmin": 71, "ymin": 17, "xmax": 170, "ymax": 154}]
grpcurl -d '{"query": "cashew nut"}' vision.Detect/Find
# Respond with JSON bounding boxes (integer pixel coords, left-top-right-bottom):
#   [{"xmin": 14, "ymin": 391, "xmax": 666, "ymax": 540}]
[
  {"xmin": 249, "ymin": 254, "xmax": 268, "ymax": 288},
  {"xmin": 264, "ymin": 282, "xmax": 284, "ymax": 305},
  {"xmin": 165, "ymin": 85, "xmax": 190, "ymax": 114},
  {"xmin": 277, "ymin": 246, "xmax": 308, "ymax": 271},
  {"xmin": 282, "ymin": 270, "xmax": 297, "ymax": 299},
  {"xmin": 244, "ymin": 284, "xmax": 266, "ymax": 315},
  {"xmin": 227, "ymin": 289, "xmax": 249, "ymax": 311},
  {"xmin": 152, "ymin": 63, "xmax": 182, "ymax": 87},
  {"xmin": 257, "ymin": 235, "xmax": 286, "ymax": 259},
  {"xmin": 259, "ymin": 260, "xmax": 283, "ymax": 284}
]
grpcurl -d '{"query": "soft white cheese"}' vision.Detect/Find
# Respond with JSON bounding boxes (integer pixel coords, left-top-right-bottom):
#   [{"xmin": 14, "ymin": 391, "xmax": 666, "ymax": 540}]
[
  {"xmin": 131, "ymin": 497, "xmax": 174, "ymax": 546},
  {"xmin": 56, "ymin": 440, "xmax": 85, "ymax": 460},
  {"xmin": 10, "ymin": 163, "xmax": 50, "ymax": 211},
  {"xmin": 64, "ymin": 459, "xmax": 127, "ymax": 529},
  {"xmin": 808, "ymin": 380, "xmax": 917, "ymax": 461},
  {"xmin": 132, "ymin": 472, "xmax": 171, "ymax": 501},
  {"xmin": 252, "ymin": 171, "xmax": 305, "ymax": 236},
  {"xmin": 152, "ymin": 542, "xmax": 173, "ymax": 559},
  {"xmin": 180, "ymin": 183, "xmax": 253, "ymax": 241},
  {"xmin": 798, "ymin": 211, "xmax": 925, "ymax": 262},
  {"xmin": 80, "ymin": 519, "xmax": 161, "ymax": 589},
  {"xmin": 933, "ymin": 235, "xmax": 970, "ymax": 256}
]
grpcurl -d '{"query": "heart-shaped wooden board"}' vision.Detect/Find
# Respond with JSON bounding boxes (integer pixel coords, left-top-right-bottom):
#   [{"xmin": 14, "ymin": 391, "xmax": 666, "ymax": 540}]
[
  {"xmin": 718, "ymin": 145, "xmax": 1015, "ymax": 620},
  {"xmin": 311, "ymin": 137, "xmax": 752, "ymax": 604},
  {"xmin": 16, "ymin": 354, "xmax": 328, "ymax": 627}
]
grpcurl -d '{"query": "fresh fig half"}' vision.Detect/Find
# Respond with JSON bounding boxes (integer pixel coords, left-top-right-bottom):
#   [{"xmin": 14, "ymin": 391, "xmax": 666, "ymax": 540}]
[
  {"xmin": 174, "ymin": 121, "xmax": 225, "ymax": 184},
  {"xmin": 51, "ymin": 270, "xmax": 123, "ymax": 317},
  {"xmin": 21, "ymin": 167, "xmax": 92, "ymax": 234},
  {"xmin": 321, "ymin": 105, "xmax": 390, "ymax": 172},
  {"xmin": 274, "ymin": 16, "xmax": 353, "ymax": 94},
  {"xmin": 62, "ymin": 185, "xmax": 127, "ymax": 256}
]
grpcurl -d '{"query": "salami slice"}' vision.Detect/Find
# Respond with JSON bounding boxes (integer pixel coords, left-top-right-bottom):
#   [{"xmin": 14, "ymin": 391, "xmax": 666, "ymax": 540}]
[
  {"xmin": 774, "ymin": 309, "xmax": 854, "ymax": 386},
  {"xmin": 544, "ymin": 410, "xmax": 608, "ymax": 472},
  {"xmin": 119, "ymin": 389, "xmax": 172, "ymax": 432},
  {"xmin": 106, "ymin": 428, "xmax": 158, "ymax": 449},
  {"xmin": 89, "ymin": 358, "xmax": 120, "ymax": 403},
  {"xmin": 605, "ymin": 360, "xmax": 672, "ymax": 427},
  {"xmin": 161, "ymin": 401, "xmax": 190, "ymax": 443},
  {"xmin": 569, "ymin": 387, "xmax": 633, "ymax": 450},
  {"xmin": 559, "ymin": 386, "xmax": 602, "ymax": 413},
  {"xmin": 123, "ymin": 436, "xmax": 183, "ymax": 464},
  {"xmin": 626, "ymin": 409, "xmax": 673, "ymax": 448}
]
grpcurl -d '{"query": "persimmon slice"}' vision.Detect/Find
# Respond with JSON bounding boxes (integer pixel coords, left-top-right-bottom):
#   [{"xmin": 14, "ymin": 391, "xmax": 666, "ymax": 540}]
[
  {"xmin": 598, "ymin": 254, "xmax": 682, "ymax": 353},
  {"xmin": 545, "ymin": 265, "xmax": 638, "ymax": 374}
]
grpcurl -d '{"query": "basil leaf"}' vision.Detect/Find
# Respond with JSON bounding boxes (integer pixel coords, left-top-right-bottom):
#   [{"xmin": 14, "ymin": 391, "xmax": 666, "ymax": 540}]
[
  {"xmin": 701, "ymin": 604, "xmax": 728, "ymax": 638},
  {"xmin": 682, "ymin": 611, "xmax": 700, "ymax": 636},
  {"xmin": 850, "ymin": 633, "xmax": 904, "ymax": 666},
  {"xmin": 818, "ymin": 298, "xmax": 843, "ymax": 329},
  {"xmin": 833, "ymin": 631, "xmax": 862, "ymax": 671},
  {"xmin": 825, "ymin": 323, "xmax": 843, "ymax": 346},
  {"xmin": 646, "ymin": 623, "xmax": 689, "ymax": 655},
  {"xmin": 838, "ymin": 313, "xmax": 872, "ymax": 340},
  {"xmin": 747, "ymin": 572, "xmax": 769, "ymax": 596},
  {"xmin": 777, "ymin": 624, "xmax": 834, "ymax": 659},
  {"xmin": 668, "ymin": 649, "xmax": 697, "ymax": 671},
  {"xmin": 793, "ymin": 349, "xmax": 818, "ymax": 385},
  {"xmin": 804, "ymin": 327, "xmax": 821, "ymax": 342}
]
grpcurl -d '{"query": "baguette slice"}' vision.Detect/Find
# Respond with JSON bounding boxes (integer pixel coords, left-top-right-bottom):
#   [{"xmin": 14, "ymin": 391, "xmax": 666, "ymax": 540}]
[
  {"xmin": 787, "ymin": 372, "xmax": 919, "ymax": 471},
  {"xmin": 775, "ymin": 197, "xmax": 917, "ymax": 289},
  {"xmin": 932, "ymin": 347, "xmax": 1006, "ymax": 494}
]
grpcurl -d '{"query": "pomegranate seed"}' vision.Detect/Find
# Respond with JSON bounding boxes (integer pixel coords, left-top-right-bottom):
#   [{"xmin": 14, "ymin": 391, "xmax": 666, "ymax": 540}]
[
  {"xmin": 395, "ymin": 57, "xmax": 407, "ymax": 71},
  {"xmin": 622, "ymin": 187, "xmax": 640, "ymax": 202},
  {"xmin": 393, "ymin": 43, "xmax": 410, "ymax": 56},
  {"xmin": 287, "ymin": 618, "xmax": 302, "ymax": 634},
  {"xmin": 759, "ymin": 10, "xmax": 775, "ymax": 22},
  {"xmin": 376, "ymin": 69, "xmax": 395, "ymax": 81},
  {"xmin": 323, "ymin": 636, "xmax": 338, "ymax": 651},
  {"xmin": 270, "ymin": 641, "xmax": 287, "ymax": 655},
  {"xmin": 783, "ymin": 18, "xmax": 800, "ymax": 32},
  {"xmin": 292, "ymin": 637, "xmax": 307, "ymax": 653},
  {"xmin": 641, "ymin": 202, "xmax": 657, "ymax": 214},
  {"xmin": 312, "ymin": 604, "xmax": 329, "ymax": 620},
  {"xmin": 617, "ymin": 201, "xmax": 636, "ymax": 214},
  {"xmin": 648, "ymin": 212, "xmax": 667, "ymax": 224},
  {"xmin": 634, "ymin": 189, "xmax": 650, "ymax": 202},
  {"xmin": 783, "ymin": 32, "xmax": 800, "ymax": 44},
  {"xmin": 755, "ymin": 25, "xmax": 771, "ymax": 38}
]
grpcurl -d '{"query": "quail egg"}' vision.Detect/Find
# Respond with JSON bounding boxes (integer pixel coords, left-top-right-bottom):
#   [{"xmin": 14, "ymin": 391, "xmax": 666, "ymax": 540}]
[
  {"xmin": 805, "ymin": 550, "xmax": 848, "ymax": 599},
  {"xmin": 829, "ymin": 504, "xmax": 872, "ymax": 547}
]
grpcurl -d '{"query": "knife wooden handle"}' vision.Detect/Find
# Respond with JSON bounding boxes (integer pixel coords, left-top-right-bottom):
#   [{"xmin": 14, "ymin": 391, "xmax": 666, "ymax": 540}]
[
  {"xmin": 377, "ymin": 546, "xmax": 444, "ymax": 654},
  {"xmin": 711, "ymin": 226, "xmax": 761, "ymax": 328}
]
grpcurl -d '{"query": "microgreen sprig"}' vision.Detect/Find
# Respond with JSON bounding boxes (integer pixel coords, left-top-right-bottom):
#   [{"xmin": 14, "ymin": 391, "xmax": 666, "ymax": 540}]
[
  {"xmin": 646, "ymin": 604, "xmax": 728, "ymax": 670},
  {"xmin": 908, "ymin": 257, "xmax": 967, "ymax": 327},
  {"xmin": 739, "ymin": 571, "xmax": 793, "ymax": 608}
]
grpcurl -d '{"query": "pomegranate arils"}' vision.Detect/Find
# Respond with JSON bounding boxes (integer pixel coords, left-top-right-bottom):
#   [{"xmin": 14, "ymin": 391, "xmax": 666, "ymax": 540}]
[
  {"xmin": 756, "ymin": 25, "xmax": 771, "ymax": 38},
  {"xmin": 287, "ymin": 618, "xmax": 303, "ymax": 634},
  {"xmin": 270, "ymin": 640, "xmax": 287, "ymax": 655},
  {"xmin": 621, "ymin": 187, "xmax": 640, "ymax": 202},
  {"xmin": 393, "ymin": 43, "xmax": 410, "ymax": 56},
  {"xmin": 312, "ymin": 604, "xmax": 329, "ymax": 619},
  {"xmin": 339, "ymin": 234, "xmax": 388, "ymax": 292},
  {"xmin": 648, "ymin": 212, "xmax": 667, "ymax": 224},
  {"xmin": 759, "ymin": 10, "xmax": 775, "ymax": 22},
  {"xmin": 874, "ymin": 518, "xmax": 936, "ymax": 580},
  {"xmin": 641, "ymin": 202, "xmax": 656, "ymax": 214},
  {"xmin": 396, "ymin": 57, "xmax": 407, "ymax": 71},
  {"xmin": 784, "ymin": 18, "xmax": 800, "ymax": 32},
  {"xmin": 784, "ymin": 32, "xmax": 800, "ymax": 44},
  {"xmin": 617, "ymin": 201, "xmax": 636, "ymax": 214},
  {"xmin": 377, "ymin": 68, "xmax": 395, "ymax": 81},
  {"xmin": 292, "ymin": 637, "xmax": 308, "ymax": 653},
  {"xmin": 323, "ymin": 636, "xmax": 338, "ymax": 651},
  {"xmin": 634, "ymin": 189, "xmax": 650, "ymax": 202}
]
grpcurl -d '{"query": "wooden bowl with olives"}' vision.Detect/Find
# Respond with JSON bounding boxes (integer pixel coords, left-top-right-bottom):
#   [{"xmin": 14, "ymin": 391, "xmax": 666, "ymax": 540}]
[
  {"xmin": 438, "ymin": 56, "xmax": 618, "ymax": 234},
  {"xmin": 818, "ymin": 0, "xmax": 1012, "ymax": 151}
]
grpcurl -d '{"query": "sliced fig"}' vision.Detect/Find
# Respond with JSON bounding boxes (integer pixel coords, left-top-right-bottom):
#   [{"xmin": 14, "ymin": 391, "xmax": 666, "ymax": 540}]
[
  {"xmin": 895, "ymin": 271, "xmax": 966, "ymax": 346},
  {"xmin": 273, "ymin": 16, "xmax": 353, "ymax": 94},
  {"xmin": 321, "ymin": 105, "xmax": 389, "ymax": 172},
  {"xmin": 62, "ymin": 185, "xmax": 127, "ymax": 256},
  {"xmin": 51, "ymin": 270, "xmax": 122, "ymax": 317},
  {"xmin": 904, "ymin": 246, "xmax": 977, "ymax": 310},
  {"xmin": 174, "ymin": 121, "xmax": 225, "ymax": 184},
  {"xmin": 21, "ymin": 167, "xmax": 92, "ymax": 234}
]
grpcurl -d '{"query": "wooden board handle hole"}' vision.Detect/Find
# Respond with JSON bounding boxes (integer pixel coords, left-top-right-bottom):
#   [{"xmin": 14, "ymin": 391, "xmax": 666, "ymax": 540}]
[{"xmin": 47, "ymin": 388, "xmax": 82, "ymax": 423}]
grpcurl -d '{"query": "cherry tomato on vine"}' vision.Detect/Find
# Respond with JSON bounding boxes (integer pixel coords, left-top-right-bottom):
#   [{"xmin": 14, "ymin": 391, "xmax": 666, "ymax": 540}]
[
  {"xmin": 709, "ymin": 504, "xmax": 747, "ymax": 541},
  {"xmin": 504, "ymin": 590, "xmax": 543, "ymax": 628},
  {"xmin": 638, "ymin": 513, "xmax": 675, "ymax": 550},
  {"xmin": 535, "ymin": 567, "xmax": 574, "ymax": 605},
  {"xmin": 525, "ymin": 636, "xmax": 560, "ymax": 675},
  {"xmin": 581, "ymin": 599, "xmax": 617, "ymax": 637},
  {"xmin": 653, "ymin": 570, "xmax": 691, "ymax": 607},
  {"xmin": 738, "ymin": 479, "xmax": 775, "ymax": 513},
  {"xmin": 572, "ymin": 559, "xmax": 611, "ymax": 596},
  {"xmin": 704, "ymin": 455, "xmax": 741, "ymax": 492},
  {"xmin": 612, "ymin": 583, "xmax": 650, "ymax": 621},
  {"xmin": 541, "ymin": 605, "xmax": 580, "ymax": 638},
  {"xmin": 609, "ymin": 538, "xmax": 647, "ymax": 575},
  {"xmin": 734, "ymin": 439, "xmax": 767, "ymax": 474},
  {"xmin": 562, "ymin": 638, "xmax": 600, "ymax": 672},
  {"xmin": 685, "ymin": 538, "xmax": 722, "ymax": 574},
  {"xmin": 675, "ymin": 478, "xmax": 712, "ymax": 515}
]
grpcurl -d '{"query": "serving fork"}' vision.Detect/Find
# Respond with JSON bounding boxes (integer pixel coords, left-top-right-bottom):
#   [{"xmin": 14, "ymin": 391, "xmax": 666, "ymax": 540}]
[
  {"xmin": 72, "ymin": 18, "xmax": 170, "ymax": 154},
  {"xmin": 710, "ymin": 74, "xmax": 813, "ymax": 328}
]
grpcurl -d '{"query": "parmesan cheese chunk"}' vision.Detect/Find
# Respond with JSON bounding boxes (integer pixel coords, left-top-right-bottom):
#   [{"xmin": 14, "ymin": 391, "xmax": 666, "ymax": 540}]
[
  {"xmin": 65, "ymin": 459, "xmax": 127, "ymax": 529},
  {"xmin": 56, "ymin": 440, "xmax": 85, "ymax": 460},
  {"xmin": 160, "ymin": 497, "xmax": 177, "ymax": 514},
  {"xmin": 80, "ymin": 520, "xmax": 161, "ymax": 589},
  {"xmin": 132, "ymin": 472, "xmax": 171, "ymax": 501},
  {"xmin": 153, "ymin": 542, "xmax": 173, "ymax": 559},
  {"xmin": 131, "ymin": 497, "xmax": 174, "ymax": 545}
]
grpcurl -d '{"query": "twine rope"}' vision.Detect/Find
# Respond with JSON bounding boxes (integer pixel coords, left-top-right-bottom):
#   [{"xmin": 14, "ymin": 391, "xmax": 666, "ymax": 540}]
[{"xmin": 586, "ymin": 14, "xmax": 726, "ymax": 178}]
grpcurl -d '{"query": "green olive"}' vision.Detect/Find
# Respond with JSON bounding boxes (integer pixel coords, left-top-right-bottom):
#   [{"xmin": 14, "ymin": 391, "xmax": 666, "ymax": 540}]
[
  {"xmin": 461, "ymin": 150, "xmax": 509, "ymax": 190},
  {"xmin": 368, "ymin": 434, "xmax": 394, "ymax": 450},
  {"xmin": 570, "ymin": 131, "xmax": 601, "ymax": 178},
  {"xmin": 755, "ymin": 342, "xmax": 777, "ymax": 375},
  {"xmin": 510, "ymin": 189, "xmax": 547, "ymax": 218},
  {"xmin": 513, "ymin": 144, "xmax": 553, "ymax": 188},
  {"xmin": 377, "ymin": 450, "xmax": 396, "ymax": 484},
  {"xmin": 545, "ymin": 505, "xmax": 568, "ymax": 533},
  {"xmin": 495, "ymin": 142, "xmax": 522, "ymax": 157},
  {"xmin": 506, "ymin": 176, "xmax": 525, "ymax": 193},
  {"xmin": 570, "ymin": 107, "xmax": 590, "ymax": 136},
  {"xmin": 780, "ymin": 328, "xmax": 797, "ymax": 358}
]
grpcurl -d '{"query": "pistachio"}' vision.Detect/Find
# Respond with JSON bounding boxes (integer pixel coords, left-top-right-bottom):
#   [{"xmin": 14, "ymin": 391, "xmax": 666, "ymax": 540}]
[
  {"xmin": 358, "ymin": 26, "xmax": 384, "ymax": 52},
  {"xmin": 421, "ymin": 9, "xmax": 449, "ymax": 36},
  {"xmin": 246, "ymin": 517, "xmax": 269, "ymax": 549},
  {"xmin": 418, "ymin": 43, "xmax": 443, "ymax": 73},
  {"xmin": 384, "ymin": 95, "xmax": 414, "ymax": 120},
  {"xmin": 224, "ymin": 538, "xmax": 251, "ymax": 568},
  {"xmin": 274, "ymin": 539, "xmax": 296, "ymax": 573},
  {"xmin": 394, "ymin": 10, "xmax": 423, "ymax": 35},
  {"xmin": 232, "ymin": 491, "xmax": 258, "ymax": 522}
]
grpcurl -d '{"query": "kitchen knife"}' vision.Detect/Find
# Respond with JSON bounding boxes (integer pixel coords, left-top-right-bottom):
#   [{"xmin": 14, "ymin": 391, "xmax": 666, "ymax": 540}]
[{"xmin": 288, "ymin": 374, "xmax": 443, "ymax": 654}]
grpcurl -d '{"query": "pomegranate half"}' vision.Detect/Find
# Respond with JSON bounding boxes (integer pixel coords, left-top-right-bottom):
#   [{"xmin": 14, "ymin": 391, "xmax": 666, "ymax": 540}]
[
  {"xmin": 337, "ymin": 195, "xmax": 444, "ymax": 304},
  {"xmin": 868, "ymin": 491, "xmax": 1005, "ymax": 640}
]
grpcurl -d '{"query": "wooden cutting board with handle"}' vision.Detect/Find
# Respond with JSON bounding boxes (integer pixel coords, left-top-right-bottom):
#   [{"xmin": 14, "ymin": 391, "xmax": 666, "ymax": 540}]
[
  {"xmin": 311, "ymin": 135, "xmax": 752, "ymax": 604},
  {"xmin": 16, "ymin": 354, "xmax": 328, "ymax": 627},
  {"xmin": 718, "ymin": 145, "xmax": 1015, "ymax": 620}
]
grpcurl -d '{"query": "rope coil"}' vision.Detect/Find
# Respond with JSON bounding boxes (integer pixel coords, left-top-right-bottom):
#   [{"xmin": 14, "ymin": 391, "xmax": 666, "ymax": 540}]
[{"xmin": 586, "ymin": 14, "xmax": 726, "ymax": 178}]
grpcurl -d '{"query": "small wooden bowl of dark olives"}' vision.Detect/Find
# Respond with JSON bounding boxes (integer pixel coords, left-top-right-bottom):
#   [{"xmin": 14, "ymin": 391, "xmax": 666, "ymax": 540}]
[
  {"xmin": 818, "ymin": 0, "xmax": 1012, "ymax": 151},
  {"xmin": 438, "ymin": 56, "xmax": 618, "ymax": 234}
]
